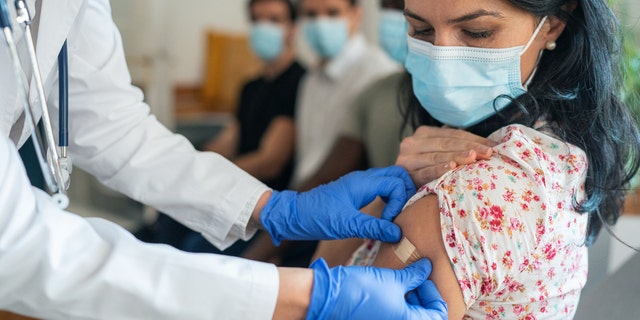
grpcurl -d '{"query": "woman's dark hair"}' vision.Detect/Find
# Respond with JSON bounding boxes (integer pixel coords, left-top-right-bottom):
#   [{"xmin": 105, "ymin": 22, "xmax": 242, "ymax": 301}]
[{"xmin": 400, "ymin": 0, "xmax": 640, "ymax": 246}]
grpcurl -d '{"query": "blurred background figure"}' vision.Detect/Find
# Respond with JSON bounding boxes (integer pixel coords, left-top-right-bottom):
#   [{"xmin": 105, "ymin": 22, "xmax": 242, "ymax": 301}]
[
  {"xmin": 134, "ymin": 0, "xmax": 306, "ymax": 256},
  {"xmin": 290, "ymin": 0, "xmax": 398, "ymax": 190},
  {"xmin": 298, "ymin": 0, "xmax": 408, "ymax": 193},
  {"xmin": 246, "ymin": 0, "xmax": 404, "ymax": 267}
]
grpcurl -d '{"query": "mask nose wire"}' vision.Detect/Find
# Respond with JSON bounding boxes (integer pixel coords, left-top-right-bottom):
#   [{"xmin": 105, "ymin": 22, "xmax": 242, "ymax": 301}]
[{"xmin": 521, "ymin": 16, "xmax": 549, "ymax": 56}]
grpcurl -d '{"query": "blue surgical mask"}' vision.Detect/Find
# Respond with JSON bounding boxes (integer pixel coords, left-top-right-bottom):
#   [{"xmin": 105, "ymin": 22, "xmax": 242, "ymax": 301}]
[
  {"xmin": 379, "ymin": 9, "xmax": 409, "ymax": 64},
  {"xmin": 250, "ymin": 22, "xmax": 285, "ymax": 61},
  {"xmin": 303, "ymin": 18, "xmax": 349, "ymax": 58},
  {"xmin": 405, "ymin": 17, "xmax": 548, "ymax": 128}
]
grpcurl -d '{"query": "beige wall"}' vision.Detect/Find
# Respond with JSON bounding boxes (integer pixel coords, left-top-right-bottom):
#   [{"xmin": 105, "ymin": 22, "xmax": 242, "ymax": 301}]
[
  {"xmin": 110, "ymin": 0, "xmax": 383, "ymax": 87},
  {"xmin": 110, "ymin": 1, "xmax": 640, "ymax": 87}
]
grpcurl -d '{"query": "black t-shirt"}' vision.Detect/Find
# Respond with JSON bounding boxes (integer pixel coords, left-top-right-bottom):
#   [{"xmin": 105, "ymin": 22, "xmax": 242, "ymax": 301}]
[{"xmin": 236, "ymin": 61, "xmax": 306, "ymax": 190}]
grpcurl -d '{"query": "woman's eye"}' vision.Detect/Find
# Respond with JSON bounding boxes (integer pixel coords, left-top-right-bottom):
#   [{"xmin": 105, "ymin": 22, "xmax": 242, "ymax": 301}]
[
  {"xmin": 411, "ymin": 28, "xmax": 434, "ymax": 37},
  {"xmin": 464, "ymin": 30, "xmax": 493, "ymax": 39}
]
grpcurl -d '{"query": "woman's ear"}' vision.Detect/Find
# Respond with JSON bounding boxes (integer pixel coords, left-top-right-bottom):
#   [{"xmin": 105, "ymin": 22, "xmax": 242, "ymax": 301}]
[
  {"xmin": 541, "ymin": 15, "xmax": 567, "ymax": 46},
  {"xmin": 544, "ymin": 1, "xmax": 578, "ymax": 43}
]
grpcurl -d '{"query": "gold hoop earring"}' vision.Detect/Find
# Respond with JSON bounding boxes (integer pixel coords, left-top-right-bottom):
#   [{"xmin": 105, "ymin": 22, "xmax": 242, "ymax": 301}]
[{"xmin": 546, "ymin": 41, "xmax": 557, "ymax": 51}]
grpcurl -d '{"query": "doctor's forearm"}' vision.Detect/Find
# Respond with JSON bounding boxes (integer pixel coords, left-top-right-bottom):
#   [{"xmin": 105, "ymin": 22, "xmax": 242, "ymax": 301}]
[
  {"xmin": 251, "ymin": 190, "xmax": 273, "ymax": 229},
  {"xmin": 273, "ymin": 268, "xmax": 313, "ymax": 319}
]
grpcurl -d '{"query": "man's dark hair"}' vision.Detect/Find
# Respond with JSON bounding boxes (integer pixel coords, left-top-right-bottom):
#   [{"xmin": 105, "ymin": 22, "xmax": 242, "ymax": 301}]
[
  {"xmin": 248, "ymin": 0, "xmax": 297, "ymax": 22},
  {"xmin": 381, "ymin": 0, "xmax": 403, "ymax": 10}
]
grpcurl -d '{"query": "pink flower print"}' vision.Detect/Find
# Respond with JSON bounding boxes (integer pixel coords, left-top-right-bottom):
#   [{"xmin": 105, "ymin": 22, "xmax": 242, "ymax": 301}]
[
  {"xmin": 446, "ymin": 234, "xmax": 456, "ymax": 248},
  {"xmin": 490, "ymin": 218, "xmax": 503, "ymax": 232},
  {"xmin": 478, "ymin": 207, "xmax": 490, "ymax": 221},
  {"xmin": 513, "ymin": 304, "xmax": 525, "ymax": 315},
  {"xmin": 536, "ymin": 218, "xmax": 546, "ymax": 241},
  {"xmin": 503, "ymin": 276, "xmax": 526, "ymax": 293},
  {"xmin": 480, "ymin": 277, "xmax": 496, "ymax": 295},
  {"xmin": 459, "ymin": 278, "xmax": 472, "ymax": 291},
  {"xmin": 503, "ymin": 189, "xmax": 516, "ymax": 203},
  {"xmin": 524, "ymin": 313, "xmax": 537, "ymax": 320},
  {"xmin": 458, "ymin": 208, "xmax": 467, "ymax": 218},
  {"xmin": 473, "ymin": 177, "xmax": 487, "ymax": 191},
  {"xmin": 534, "ymin": 147, "xmax": 543, "ymax": 158},
  {"xmin": 510, "ymin": 217, "xmax": 522, "ymax": 232},
  {"xmin": 490, "ymin": 205, "xmax": 504, "ymax": 219},
  {"xmin": 519, "ymin": 257, "xmax": 532, "ymax": 273},
  {"xmin": 543, "ymin": 243, "xmax": 557, "ymax": 261},
  {"xmin": 502, "ymin": 251, "xmax": 514, "ymax": 269},
  {"xmin": 522, "ymin": 190, "xmax": 535, "ymax": 202}
]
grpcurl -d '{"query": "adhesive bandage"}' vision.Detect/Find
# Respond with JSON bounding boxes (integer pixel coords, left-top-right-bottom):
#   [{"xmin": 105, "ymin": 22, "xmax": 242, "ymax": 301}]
[{"xmin": 394, "ymin": 237, "xmax": 421, "ymax": 264}]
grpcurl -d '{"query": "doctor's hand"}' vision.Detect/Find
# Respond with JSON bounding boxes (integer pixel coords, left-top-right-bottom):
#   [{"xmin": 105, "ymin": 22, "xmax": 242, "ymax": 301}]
[
  {"xmin": 260, "ymin": 166, "xmax": 415, "ymax": 245},
  {"xmin": 397, "ymin": 126, "xmax": 497, "ymax": 187},
  {"xmin": 307, "ymin": 258, "xmax": 447, "ymax": 320}
]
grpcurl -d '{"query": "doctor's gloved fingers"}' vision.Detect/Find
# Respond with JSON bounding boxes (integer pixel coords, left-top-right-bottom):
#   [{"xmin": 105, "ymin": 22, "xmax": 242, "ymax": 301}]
[
  {"xmin": 396, "ymin": 259, "xmax": 433, "ymax": 291},
  {"xmin": 346, "ymin": 212, "xmax": 402, "ymax": 243},
  {"xmin": 407, "ymin": 281, "xmax": 448, "ymax": 320},
  {"xmin": 368, "ymin": 165, "xmax": 416, "ymax": 197},
  {"xmin": 347, "ymin": 173, "xmax": 412, "ymax": 222},
  {"xmin": 359, "ymin": 174, "xmax": 414, "ymax": 222}
]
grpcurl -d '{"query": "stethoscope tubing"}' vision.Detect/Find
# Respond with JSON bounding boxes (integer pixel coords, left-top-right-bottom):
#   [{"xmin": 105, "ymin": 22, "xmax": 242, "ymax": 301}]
[{"xmin": 1, "ymin": 0, "xmax": 70, "ymax": 208}]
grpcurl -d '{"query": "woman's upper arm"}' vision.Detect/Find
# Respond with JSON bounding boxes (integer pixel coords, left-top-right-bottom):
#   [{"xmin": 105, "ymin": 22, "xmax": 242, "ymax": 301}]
[{"xmin": 372, "ymin": 195, "xmax": 467, "ymax": 319}]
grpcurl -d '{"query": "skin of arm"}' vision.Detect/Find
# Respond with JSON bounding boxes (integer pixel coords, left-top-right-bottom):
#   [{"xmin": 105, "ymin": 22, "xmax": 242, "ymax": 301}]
[
  {"xmin": 234, "ymin": 116, "xmax": 296, "ymax": 181},
  {"xmin": 202, "ymin": 120, "xmax": 240, "ymax": 159},
  {"xmin": 372, "ymin": 195, "xmax": 466, "ymax": 319},
  {"xmin": 273, "ymin": 267, "xmax": 313, "ymax": 319},
  {"xmin": 297, "ymin": 136, "xmax": 367, "ymax": 192}
]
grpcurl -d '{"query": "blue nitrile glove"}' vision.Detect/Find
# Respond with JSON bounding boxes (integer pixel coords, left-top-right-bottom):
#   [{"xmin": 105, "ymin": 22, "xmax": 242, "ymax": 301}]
[
  {"xmin": 307, "ymin": 258, "xmax": 448, "ymax": 320},
  {"xmin": 260, "ymin": 166, "xmax": 416, "ymax": 245}
]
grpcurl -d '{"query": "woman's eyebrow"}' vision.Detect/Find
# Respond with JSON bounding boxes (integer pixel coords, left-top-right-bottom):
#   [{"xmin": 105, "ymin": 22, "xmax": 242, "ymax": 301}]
[
  {"xmin": 448, "ymin": 9, "xmax": 506, "ymax": 24},
  {"xmin": 403, "ymin": 8, "xmax": 505, "ymax": 24},
  {"xmin": 404, "ymin": 8, "xmax": 426, "ymax": 22}
]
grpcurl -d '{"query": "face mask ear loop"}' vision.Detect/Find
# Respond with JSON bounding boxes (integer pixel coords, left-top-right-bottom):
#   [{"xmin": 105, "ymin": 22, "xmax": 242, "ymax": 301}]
[
  {"xmin": 521, "ymin": 16, "xmax": 548, "ymax": 89},
  {"xmin": 521, "ymin": 16, "xmax": 548, "ymax": 56}
]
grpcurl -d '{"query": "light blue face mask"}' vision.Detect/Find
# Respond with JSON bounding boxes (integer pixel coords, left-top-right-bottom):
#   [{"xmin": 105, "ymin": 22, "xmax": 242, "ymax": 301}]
[
  {"xmin": 405, "ymin": 17, "xmax": 548, "ymax": 128},
  {"xmin": 379, "ymin": 9, "xmax": 409, "ymax": 64},
  {"xmin": 250, "ymin": 22, "xmax": 285, "ymax": 61},
  {"xmin": 303, "ymin": 18, "xmax": 349, "ymax": 58}
]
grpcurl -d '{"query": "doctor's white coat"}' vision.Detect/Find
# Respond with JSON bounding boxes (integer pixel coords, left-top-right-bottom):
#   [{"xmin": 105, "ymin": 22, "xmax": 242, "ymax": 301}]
[{"xmin": 0, "ymin": 0, "xmax": 278, "ymax": 318}]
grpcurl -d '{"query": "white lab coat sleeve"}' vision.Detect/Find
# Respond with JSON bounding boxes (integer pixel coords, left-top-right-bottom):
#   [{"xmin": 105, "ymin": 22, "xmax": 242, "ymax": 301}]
[
  {"xmin": 51, "ymin": 0, "xmax": 270, "ymax": 249},
  {"xmin": 0, "ymin": 136, "xmax": 279, "ymax": 320}
]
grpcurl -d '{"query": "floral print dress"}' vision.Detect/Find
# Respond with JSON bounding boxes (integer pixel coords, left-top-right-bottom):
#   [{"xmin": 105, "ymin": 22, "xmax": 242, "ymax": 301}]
[{"xmin": 348, "ymin": 125, "xmax": 590, "ymax": 319}]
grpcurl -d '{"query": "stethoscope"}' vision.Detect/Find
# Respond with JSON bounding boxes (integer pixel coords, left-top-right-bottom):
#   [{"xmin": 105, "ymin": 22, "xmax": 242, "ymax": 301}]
[{"xmin": 1, "ymin": 0, "xmax": 70, "ymax": 209}]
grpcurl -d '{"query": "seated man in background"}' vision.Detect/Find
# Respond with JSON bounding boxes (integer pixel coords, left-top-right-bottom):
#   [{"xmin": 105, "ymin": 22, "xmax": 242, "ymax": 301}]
[
  {"xmin": 297, "ymin": 0, "xmax": 409, "ymax": 193},
  {"xmin": 246, "ymin": 0, "xmax": 401, "ymax": 267},
  {"xmin": 137, "ymin": 0, "xmax": 306, "ymax": 255}
]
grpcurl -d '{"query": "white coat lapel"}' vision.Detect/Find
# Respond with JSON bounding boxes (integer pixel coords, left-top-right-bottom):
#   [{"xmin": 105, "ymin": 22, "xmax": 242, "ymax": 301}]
[{"xmin": 33, "ymin": 0, "xmax": 83, "ymax": 91}]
